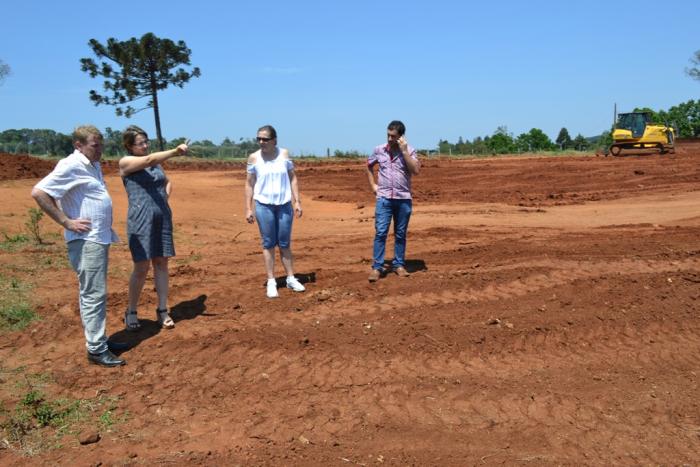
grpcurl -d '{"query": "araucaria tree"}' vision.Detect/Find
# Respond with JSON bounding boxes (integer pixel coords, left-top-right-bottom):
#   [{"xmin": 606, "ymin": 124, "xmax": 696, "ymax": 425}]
[
  {"xmin": 80, "ymin": 33, "xmax": 201, "ymax": 150},
  {"xmin": 686, "ymin": 49, "xmax": 700, "ymax": 82},
  {"xmin": 0, "ymin": 59, "xmax": 11, "ymax": 85}
]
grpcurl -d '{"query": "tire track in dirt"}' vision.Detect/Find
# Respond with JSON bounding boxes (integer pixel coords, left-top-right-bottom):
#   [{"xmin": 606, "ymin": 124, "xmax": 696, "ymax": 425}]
[
  {"xmin": 339, "ymin": 258, "xmax": 697, "ymax": 315},
  {"xmin": 230, "ymin": 257, "xmax": 698, "ymax": 326},
  {"xmin": 100, "ymin": 322, "xmax": 700, "ymax": 462}
]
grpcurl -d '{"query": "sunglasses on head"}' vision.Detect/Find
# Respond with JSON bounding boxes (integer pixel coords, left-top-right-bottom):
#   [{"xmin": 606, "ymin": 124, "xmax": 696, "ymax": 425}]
[{"xmin": 256, "ymin": 136, "xmax": 273, "ymax": 142}]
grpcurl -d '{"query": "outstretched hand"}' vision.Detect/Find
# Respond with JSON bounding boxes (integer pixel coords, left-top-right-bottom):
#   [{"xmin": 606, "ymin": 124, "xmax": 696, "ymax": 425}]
[{"xmin": 175, "ymin": 139, "xmax": 190, "ymax": 156}]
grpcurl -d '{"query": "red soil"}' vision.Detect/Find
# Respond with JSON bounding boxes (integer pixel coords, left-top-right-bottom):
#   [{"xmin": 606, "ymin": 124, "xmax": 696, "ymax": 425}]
[{"xmin": 1, "ymin": 143, "xmax": 699, "ymax": 465}]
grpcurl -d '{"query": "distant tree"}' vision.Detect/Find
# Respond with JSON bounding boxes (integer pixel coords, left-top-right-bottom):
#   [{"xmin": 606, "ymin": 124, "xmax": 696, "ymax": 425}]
[
  {"xmin": 555, "ymin": 127, "xmax": 573, "ymax": 150},
  {"xmin": 657, "ymin": 100, "xmax": 700, "ymax": 137},
  {"xmin": 166, "ymin": 137, "xmax": 187, "ymax": 149},
  {"xmin": 0, "ymin": 128, "xmax": 73, "ymax": 155},
  {"xmin": 530, "ymin": 128, "xmax": 555, "ymax": 151},
  {"xmin": 515, "ymin": 133, "xmax": 530, "ymax": 152},
  {"xmin": 598, "ymin": 130, "xmax": 613, "ymax": 149},
  {"xmin": 517, "ymin": 128, "xmax": 555, "ymax": 152},
  {"xmin": 472, "ymin": 136, "xmax": 488, "ymax": 154},
  {"xmin": 685, "ymin": 49, "xmax": 700, "ymax": 82},
  {"xmin": 80, "ymin": 33, "xmax": 201, "ymax": 151},
  {"xmin": 103, "ymin": 127, "xmax": 125, "ymax": 156},
  {"xmin": 238, "ymin": 138, "xmax": 259, "ymax": 155},
  {"xmin": 455, "ymin": 136, "xmax": 468, "ymax": 155},
  {"xmin": 0, "ymin": 59, "xmax": 10, "ymax": 85},
  {"xmin": 438, "ymin": 139, "xmax": 452, "ymax": 154},
  {"xmin": 487, "ymin": 126, "xmax": 516, "ymax": 154},
  {"xmin": 572, "ymin": 134, "xmax": 589, "ymax": 151}
]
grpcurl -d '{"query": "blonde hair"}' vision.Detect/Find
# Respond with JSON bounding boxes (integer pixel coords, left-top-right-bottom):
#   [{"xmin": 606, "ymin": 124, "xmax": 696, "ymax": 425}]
[{"xmin": 72, "ymin": 125, "xmax": 103, "ymax": 144}]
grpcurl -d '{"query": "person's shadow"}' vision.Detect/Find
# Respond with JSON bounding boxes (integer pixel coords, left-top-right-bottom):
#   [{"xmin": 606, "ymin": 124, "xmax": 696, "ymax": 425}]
[
  {"xmin": 109, "ymin": 294, "xmax": 208, "ymax": 352},
  {"xmin": 381, "ymin": 259, "xmax": 427, "ymax": 274},
  {"xmin": 268, "ymin": 272, "xmax": 316, "ymax": 289}
]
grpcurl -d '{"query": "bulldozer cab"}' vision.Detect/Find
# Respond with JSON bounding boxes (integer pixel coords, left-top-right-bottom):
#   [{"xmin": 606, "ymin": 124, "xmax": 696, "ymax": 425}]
[{"xmin": 616, "ymin": 112, "xmax": 651, "ymax": 138}]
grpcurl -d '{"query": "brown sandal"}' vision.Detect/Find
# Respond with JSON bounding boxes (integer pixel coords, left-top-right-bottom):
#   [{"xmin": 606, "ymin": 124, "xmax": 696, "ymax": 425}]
[{"xmin": 156, "ymin": 308, "xmax": 175, "ymax": 329}]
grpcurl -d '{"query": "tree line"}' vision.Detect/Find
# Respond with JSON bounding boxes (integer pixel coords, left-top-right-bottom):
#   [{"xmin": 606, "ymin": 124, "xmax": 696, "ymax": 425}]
[
  {"xmin": 437, "ymin": 99, "xmax": 700, "ymax": 156},
  {"xmin": 3, "ymin": 96, "xmax": 699, "ymax": 158},
  {"xmin": 438, "ymin": 126, "xmax": 593, "ymax": 156},
  {"xmin": 0, "ymin": 128, "xmax": 259, "ymax": 158}
]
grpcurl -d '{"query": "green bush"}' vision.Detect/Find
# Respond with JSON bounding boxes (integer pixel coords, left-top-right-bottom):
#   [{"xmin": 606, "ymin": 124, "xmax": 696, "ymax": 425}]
[
  {"xmin": 25, "ymin": 208, "xmax": 44, "ymax": 245},
  {"xmin": 0, "ymin": 274, "xmax": 38, "ymax": 331}
]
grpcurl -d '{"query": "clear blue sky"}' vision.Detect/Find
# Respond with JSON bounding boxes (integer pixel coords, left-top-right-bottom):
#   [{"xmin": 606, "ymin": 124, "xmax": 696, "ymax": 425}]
[{"xmin": 1, "ymin": 0, "xmax": 698, "ymax": 155}]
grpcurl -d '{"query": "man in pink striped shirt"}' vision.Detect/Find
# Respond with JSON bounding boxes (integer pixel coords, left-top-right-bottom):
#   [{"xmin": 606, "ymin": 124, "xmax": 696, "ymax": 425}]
[{"xmin": 366, "ymin": 120, "xmax": 421, "ymax": 282}]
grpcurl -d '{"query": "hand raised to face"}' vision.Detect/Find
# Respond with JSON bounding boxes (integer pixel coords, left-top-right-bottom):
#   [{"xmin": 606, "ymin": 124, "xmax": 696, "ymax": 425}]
[{"xmin": 398, "ymin": 136, "xmax": 409, "ymax": 153}]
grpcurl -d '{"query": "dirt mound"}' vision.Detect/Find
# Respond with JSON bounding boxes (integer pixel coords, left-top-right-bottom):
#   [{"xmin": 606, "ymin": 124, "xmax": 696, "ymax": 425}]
[
  {"xmin": 299, "ymin": 149, "xmax": 700, "ymax": 207},
  {"xmin": 675, "ymin": 138, "xmax": 700, "ymax": 155},
  {"xmin": 0, "ymin": 152, "xmax": 122, "ymax": 180},
  {"xmin": 0, "ymin": 152, "xmax": 58, "ymax": 181}
]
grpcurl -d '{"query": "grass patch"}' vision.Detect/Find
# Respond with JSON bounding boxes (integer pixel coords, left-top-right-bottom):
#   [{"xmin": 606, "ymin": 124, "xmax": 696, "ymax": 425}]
[
  {"xmin": 0, "ymin": 274, "xmax": 38, "ymax": 332},
  {"xmin": 0, "ymin": 367, "xmax": 127, "ymax": 456},
  {"xmin": 0, "ymin": 231, "xmax": 30, "ymax": 252},
  {"xmin": 175, "ymin": 252, "xmax": 202, "ymax": 265}
]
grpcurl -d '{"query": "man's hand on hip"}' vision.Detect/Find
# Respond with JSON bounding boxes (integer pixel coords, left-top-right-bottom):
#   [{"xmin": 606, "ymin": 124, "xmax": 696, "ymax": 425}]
[{"xmin": 65, "ymin": 218, "xmax": 91, "ymax": 233}]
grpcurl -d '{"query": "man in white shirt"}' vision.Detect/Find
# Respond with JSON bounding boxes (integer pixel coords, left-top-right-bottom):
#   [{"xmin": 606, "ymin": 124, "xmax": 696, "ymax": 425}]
[{"xmin": 31, "ymin": 125, "xmax": 126, "ymax": 367}]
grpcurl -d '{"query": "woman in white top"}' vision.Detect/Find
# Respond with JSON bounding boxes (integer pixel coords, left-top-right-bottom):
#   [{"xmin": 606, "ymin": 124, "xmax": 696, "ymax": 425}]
[{"xmin": 245, "ymin": 125, "xmax": 306, "ymax": 298}]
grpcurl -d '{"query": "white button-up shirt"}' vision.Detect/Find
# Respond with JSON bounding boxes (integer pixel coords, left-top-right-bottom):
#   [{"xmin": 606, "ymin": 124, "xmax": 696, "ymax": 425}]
[{"xmin": 34, "ymin": 150, "xmax": 119, "ymax": 245}]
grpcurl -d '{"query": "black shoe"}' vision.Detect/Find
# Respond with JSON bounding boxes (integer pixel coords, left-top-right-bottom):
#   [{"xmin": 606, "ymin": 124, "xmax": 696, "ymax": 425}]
[
  {"xmin": 107, "ymin": 340, "xmax": 130, "ymax": 352},
  {"xmin": 87, "ymin": 350, "xmax": 126, "ymax": 367}
]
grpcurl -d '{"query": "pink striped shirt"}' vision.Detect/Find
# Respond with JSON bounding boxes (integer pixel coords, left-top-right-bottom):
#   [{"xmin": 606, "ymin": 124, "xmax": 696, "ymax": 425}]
[{"xmin": 367, "ymin": 144, "xmax": 419, "ymax": 200}]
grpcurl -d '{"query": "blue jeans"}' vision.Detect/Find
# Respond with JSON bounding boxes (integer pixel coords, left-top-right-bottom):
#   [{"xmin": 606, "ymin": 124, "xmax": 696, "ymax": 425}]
[
  {"xmin": 372, "ymin": 197, "xmax": 412, "ymax": 270},
  {"xmin": 67, "ymin": 240, "xmax": 109, "ymax": 354},
  {"xmin": 255, "ymin": 201, "xmax": 293, "ymax": 249}
]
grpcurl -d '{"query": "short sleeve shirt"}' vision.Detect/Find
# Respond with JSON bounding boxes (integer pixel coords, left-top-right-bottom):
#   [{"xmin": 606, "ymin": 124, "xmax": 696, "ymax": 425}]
[
  {"xmin": 367, "ymin": 144, "xmax": 419, "ymax": 199},
  {"xmin": 246, "ymin": 149, "xmax": 294, "ymax": 205},
  {"xmin": 34, "ymin": 150, "xmax": 119, "ymax": 245}
]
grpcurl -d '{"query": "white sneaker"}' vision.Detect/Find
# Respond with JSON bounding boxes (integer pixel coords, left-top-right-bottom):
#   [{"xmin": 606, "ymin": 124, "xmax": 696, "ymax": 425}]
[
  {"xmin": 266, "ymin": 279, "xmax": 279, "ymax": 298},
  {"xmin": 286, "ymin": 276, "xmax": 306, "ymax": 292}
]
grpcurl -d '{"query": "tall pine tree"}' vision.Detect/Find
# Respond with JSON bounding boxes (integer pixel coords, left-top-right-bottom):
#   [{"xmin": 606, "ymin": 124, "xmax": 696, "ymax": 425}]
[
  {"xmin": 80, "ymin": 33, "xmax": 201, "ymax": 150},
  {"xmin": 556, "ymin": 127, "xmax": 572, "ymax": 150}
]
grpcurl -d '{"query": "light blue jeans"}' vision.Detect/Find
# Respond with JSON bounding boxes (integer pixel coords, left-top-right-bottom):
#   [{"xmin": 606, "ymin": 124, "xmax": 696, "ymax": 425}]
[
  {"xmin": 67, "ymin": 240, "xmax": 109, "ymax": 354},
  {"xmin": 372, "ymin": 197, "xmax": 412, "ymax": 270},
  {"xmin": 255, "ymin": 201, "xmax": 293, "ymax": 249}
]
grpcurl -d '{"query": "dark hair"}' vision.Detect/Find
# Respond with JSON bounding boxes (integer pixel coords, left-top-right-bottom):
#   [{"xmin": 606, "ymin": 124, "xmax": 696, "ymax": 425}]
[
  {"xmin": 387, "ymin": 120, "xmax": 406, "ymax": 136},
  {"xmin": 123, "ymin": 125, "xmax": 148, "ymax": 154},
  {"xmin": 257, "ymin": 125, "xmax": 277, "ymax": 139}
]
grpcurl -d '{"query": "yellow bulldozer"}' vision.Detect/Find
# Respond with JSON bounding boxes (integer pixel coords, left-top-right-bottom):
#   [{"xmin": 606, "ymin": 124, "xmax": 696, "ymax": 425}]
[{"xmin": 609, "ymin": 111, "xmax": 675, "ymax": 156}]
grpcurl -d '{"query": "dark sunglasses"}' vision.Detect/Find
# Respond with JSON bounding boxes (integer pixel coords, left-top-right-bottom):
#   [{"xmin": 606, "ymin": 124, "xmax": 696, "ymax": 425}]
[{"xmin": 256, "ymin": 136, "xmax": 273, "ymax": 142}]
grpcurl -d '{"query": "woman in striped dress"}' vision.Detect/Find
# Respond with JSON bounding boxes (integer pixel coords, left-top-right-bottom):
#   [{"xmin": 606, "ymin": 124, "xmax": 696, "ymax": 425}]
[{"xmin": 120, "ymin": 126, "xmax": 188, "ymax": 330}]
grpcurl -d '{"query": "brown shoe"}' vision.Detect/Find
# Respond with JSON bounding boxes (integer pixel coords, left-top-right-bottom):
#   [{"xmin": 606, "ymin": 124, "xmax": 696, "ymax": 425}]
[
  {"xmin": 394, "ymin": 267, "xmax": 410, "ymax": 277},
  {"xmin": 368, "ymin": 269, "xmax": 381, "ymax": 282}
]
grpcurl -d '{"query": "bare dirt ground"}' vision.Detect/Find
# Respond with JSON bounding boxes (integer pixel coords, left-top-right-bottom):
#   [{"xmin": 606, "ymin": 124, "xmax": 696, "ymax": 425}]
[{"xmin": 1, "ymin": 144, "xmax": 699, "ymax": 465}]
